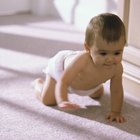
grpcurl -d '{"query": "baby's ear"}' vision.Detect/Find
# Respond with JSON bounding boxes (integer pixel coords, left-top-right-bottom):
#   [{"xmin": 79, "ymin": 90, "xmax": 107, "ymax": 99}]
[{"xmin": 84, "ymin": 42, "xmax": 90, "ymax": 52}]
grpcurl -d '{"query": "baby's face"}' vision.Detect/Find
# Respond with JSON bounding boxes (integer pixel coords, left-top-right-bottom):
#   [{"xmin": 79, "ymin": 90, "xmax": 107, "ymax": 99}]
[{"xmin": 89, "ymin": 36, "xmax": 125, "ymax": 68}]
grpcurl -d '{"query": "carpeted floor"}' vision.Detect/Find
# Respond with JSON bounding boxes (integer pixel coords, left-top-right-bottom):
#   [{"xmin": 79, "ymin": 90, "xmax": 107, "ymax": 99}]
[{"xmin": 0, "ymin": 14, "xmax": 140, "ymax": 140}]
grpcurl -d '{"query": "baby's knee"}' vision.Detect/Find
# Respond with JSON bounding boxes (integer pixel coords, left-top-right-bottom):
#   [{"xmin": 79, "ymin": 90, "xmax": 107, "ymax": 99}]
[
  {"xmin": 41, "ymin": 98, "xmax": 56, "ymax": 106},
  {"xmin": 89, "ymin": 86, "xmax": 104, "ymax": 99}
]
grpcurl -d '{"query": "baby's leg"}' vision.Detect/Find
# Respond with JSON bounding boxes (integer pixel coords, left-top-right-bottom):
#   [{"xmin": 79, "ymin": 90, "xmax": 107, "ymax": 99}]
[
  {"xmin": 89, "ymin": 85, "xmax": 104, "ymax": 99},
  {"xmin": 32, "ymin": 75, "xmax": 56, "ymax": 106}
]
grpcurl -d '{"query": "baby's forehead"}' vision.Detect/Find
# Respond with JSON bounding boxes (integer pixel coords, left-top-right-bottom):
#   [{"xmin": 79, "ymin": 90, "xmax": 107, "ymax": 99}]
[
  {"xmin": 93, "ymin": 39, "xmax": 124, "ymax": 52},
  {"xmin": 95, "ymin": 35, "xmax": 125, "ymax": 46}
]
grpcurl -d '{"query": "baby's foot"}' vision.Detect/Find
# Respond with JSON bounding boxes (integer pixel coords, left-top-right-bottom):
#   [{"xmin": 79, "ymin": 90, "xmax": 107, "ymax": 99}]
[{"xmin": 31, "ymin": 78, "xmax": 44, "ymax": 92}]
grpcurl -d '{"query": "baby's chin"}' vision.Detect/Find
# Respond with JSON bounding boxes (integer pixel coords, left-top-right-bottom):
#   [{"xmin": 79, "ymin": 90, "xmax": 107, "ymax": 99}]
[{"xmin": 103, "ymin": 64, "xmax": 116, "ymax": 69}]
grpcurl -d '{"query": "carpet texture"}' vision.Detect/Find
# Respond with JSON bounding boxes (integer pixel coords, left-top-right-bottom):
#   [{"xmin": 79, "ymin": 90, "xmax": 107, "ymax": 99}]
[{"xmin": 0, "ymin": 14, "xmax": 140, "ymax": 140}]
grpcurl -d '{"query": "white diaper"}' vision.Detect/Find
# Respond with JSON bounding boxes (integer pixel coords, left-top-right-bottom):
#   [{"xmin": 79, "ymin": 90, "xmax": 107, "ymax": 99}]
[
  {"xmin": 43, "ymin": 50, "xmax": 78, "ymax": 81},
  {"xmin": 68, "ymin": 84, "xmax": 102, "ymax": 96},
  {"xmin": 43, "ymin": 50, "xmax": 102, "ymax": 96}
]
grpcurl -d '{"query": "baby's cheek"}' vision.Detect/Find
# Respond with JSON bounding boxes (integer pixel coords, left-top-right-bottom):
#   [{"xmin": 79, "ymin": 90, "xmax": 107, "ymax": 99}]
[
  {"xmin": 115, "ymin": 57, "xmax": 122, "ymax": 64},
  {"xmin": 94, "ymin": 56, "xmax": 104, "ymax": 65}
]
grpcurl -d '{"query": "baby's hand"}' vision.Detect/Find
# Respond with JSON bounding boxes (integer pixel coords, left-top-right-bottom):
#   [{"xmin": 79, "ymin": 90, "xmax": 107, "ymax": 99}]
[
  {"xmin": 106, "ymin": 111, "xmax": 126, "ymax": 123},
  {"xmin": 58, "ymin": 101, "xmax": 81, "ymax": 110}
]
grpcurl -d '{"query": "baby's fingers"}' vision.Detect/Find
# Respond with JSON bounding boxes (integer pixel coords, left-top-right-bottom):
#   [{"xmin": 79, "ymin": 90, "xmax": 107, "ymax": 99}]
[
  {"xmin": 106, "ymin": 114, "xmax": 126, "ymax": 123},
  {"xmin": 58, "ymin": 102, "xmax": 81, "ymax": 110},
  {"xmin": 116, "ymin": 116, "xmax": 126, "ymax": 123},
  {"xmin": 106, "ymin": 115, "xmax": 115, "ymax": 122}
]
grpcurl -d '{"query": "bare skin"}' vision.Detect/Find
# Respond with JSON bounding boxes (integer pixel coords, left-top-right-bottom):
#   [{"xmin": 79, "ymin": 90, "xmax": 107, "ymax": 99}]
[
  {"xmin": 32, "ymin": 77, "xmax": 104, "ymax": 107},
  {"xmin": 32, "ymin": 77, "xmax": 56, "ymax": 106},
  {"xmin": 32, "ymin": 36, "xmax": 126, "ymax": 123}
]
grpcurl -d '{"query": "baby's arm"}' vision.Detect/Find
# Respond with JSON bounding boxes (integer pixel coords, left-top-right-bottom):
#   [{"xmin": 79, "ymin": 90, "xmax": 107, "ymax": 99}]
[
  {"xmin": 55, "ymin": 52, "xmax": 88, "ymax": 110},
  {"xmin": 107, "ymin": 64, "xmax": 126, "ymax": 123},
  {"xmin": 55, "ymin": 79, "xmax": 81, "ymax": 109}
]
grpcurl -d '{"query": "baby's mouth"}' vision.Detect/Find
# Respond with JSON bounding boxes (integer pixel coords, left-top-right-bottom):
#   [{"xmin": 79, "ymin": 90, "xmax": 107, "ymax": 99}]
[{"xmin": 104, "ymin": 64, "xmax": 115, "ymax": 67}]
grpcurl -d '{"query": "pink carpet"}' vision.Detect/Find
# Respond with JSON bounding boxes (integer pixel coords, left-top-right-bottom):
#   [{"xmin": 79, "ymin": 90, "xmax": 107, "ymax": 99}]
[{"xmin": 0, "ymin": 14, "xmax": 140, "ymax": 140}]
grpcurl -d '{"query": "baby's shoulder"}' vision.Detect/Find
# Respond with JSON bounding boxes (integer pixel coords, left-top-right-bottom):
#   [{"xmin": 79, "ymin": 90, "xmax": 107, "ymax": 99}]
[
  {"xmin": 77, "ymin": 51, "xmax": 92, "ymax": 65},
  {"xmin": 77, "ymin": 51, "xmax": 91, "ymax": 60},
  {"xmin": 64, "ymin": 51, "xmax": 89, "ymax": 68},
  {"xmin": 70, "ymin": 50, "xmax": 90, "ymax": 62}
]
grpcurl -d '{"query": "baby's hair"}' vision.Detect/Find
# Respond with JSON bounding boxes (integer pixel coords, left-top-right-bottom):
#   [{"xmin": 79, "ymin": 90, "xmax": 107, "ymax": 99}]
[{"xmin": 85, "ymin": 13, "xmax": 126, "ymax": 47}]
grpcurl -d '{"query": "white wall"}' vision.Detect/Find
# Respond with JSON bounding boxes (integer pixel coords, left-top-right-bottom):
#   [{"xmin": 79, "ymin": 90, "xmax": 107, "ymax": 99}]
[
  {"xmin": 128, "ymin": 0, "xmax": 140, "ymax": 48},
  {"xmin": 0, "ymin": 0, "xmax": 118, "ymax": 30},
  {"xmin": 0, "ymin": 0, "xmax": 29, "ymax": 15},
  {"xmin": 30, "ymin": 0, "xmax": 118, "ymax": 30}
]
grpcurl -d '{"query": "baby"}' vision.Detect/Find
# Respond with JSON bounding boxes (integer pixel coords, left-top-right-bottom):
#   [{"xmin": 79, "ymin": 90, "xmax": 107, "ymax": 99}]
[{"xmin": 33, "ymin": 13, "xmax": 126, "ymax": 123}]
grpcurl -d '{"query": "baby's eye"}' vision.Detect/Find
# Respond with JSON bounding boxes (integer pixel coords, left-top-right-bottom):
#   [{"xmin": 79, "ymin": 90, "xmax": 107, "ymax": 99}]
[
  {"xmin": 99, "ymin": 52, "xmax": 107, "ymax": 56},
  {"xmin": 114, "ymin": 52, "xmax": 121, "ymax": 55}
]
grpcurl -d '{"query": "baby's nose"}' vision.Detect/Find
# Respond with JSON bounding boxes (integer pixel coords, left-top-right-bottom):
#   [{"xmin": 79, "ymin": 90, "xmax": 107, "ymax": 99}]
[{"xmin": 106, "ymin": 56, "xmax": 114, "ymax": 64}]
